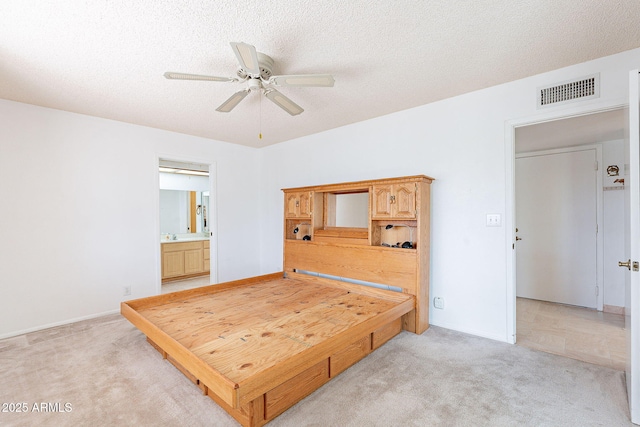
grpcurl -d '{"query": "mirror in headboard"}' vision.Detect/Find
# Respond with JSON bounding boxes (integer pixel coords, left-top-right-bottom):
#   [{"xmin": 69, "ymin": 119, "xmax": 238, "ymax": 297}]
[
  {"xmin": 333, "ymin": 192, "xmax": 369, "ymax": 228},
  {"xmin": 312, "ymin": 189, "xmax": 370, "ymax": 244},
  {"xmin": 323, "ymin": 190, "xmax": 369, "ymax": 228}
]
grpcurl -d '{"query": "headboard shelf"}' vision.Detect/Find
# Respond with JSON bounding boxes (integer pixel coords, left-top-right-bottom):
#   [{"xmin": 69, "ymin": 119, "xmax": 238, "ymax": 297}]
[{"xmin": 283, "ymin": 175, "xmax": 433, "ymax": 334}]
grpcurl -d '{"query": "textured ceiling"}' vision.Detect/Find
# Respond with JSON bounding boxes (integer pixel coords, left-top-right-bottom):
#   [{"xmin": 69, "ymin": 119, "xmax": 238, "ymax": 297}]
[{"xmin": 1, "ymin": 1, "xmax": 639, "ymax": 148}]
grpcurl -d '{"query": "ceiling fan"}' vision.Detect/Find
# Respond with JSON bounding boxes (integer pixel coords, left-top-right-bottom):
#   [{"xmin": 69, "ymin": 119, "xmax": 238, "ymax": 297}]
[{"xmin": 164, "ymin": 42, "xmax": 335, "ymax": 116}]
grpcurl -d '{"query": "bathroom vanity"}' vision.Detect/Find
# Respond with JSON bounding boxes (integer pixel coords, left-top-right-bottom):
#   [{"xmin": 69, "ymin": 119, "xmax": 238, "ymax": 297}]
[{"xmin": 161, "ymin": 238, "xmax": 210, "ymax": 282}]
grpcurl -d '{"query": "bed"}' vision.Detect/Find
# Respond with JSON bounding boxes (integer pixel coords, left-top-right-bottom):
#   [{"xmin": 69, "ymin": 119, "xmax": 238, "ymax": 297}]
[{"xmin": 121, "ymin": 175, "xmax": 432, "ymax": 426}]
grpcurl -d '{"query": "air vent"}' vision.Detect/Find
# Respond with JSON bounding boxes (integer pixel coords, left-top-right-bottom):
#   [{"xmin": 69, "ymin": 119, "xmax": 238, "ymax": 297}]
[{"xmin": 537, "ymin": 74, "xmax": 600, "ymax": 108}]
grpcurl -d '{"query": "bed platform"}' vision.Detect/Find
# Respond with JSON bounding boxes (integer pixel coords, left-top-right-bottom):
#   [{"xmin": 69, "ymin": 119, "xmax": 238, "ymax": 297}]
[
  {"xmin": 122, "ymin": 272, "xmax": 413, "ymax": 426},
  {"xmin": 122, "ymin": 175, "xmax": 433, "ymax": 426}
]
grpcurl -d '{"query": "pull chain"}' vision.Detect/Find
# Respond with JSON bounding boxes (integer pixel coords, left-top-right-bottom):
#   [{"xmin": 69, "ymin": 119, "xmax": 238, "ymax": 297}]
[{"xmin": 259, "ymin": 91, "xmax": 263, "ymax": 140}]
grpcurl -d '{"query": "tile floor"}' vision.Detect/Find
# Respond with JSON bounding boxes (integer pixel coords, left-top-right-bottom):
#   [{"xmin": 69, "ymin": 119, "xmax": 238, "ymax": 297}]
[
  {"xmin": 516, "ymin": 297, "xmax": 626, "ymax": 371},
  {"xmin": 161, "ymin": 275, "xmax": 211, "ymax": 294}
]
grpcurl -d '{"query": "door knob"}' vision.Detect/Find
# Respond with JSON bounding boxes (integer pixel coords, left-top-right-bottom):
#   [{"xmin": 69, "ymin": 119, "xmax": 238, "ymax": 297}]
[{"xmin": 619, "ymin": 259, "xmax": 631, "ymax": 270}]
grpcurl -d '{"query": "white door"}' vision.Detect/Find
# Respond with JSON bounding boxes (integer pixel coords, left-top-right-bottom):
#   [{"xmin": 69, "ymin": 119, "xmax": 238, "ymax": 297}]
[
  {"xmin": 516, "ymin": 148, "xmax": 598, "ymax": 308},
  {"xmin": 625, "ymin": 69, "xmax": 640, "ymax": 424}
]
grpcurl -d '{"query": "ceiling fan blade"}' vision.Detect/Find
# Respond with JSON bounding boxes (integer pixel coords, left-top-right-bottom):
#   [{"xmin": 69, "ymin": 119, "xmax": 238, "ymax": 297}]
[
  {"xmin": 268, "ymin": 74, "xmax": 335, "ymax": 87},
  {"xmin": 230, "ymin": 42, "xmax": 261, "ymax": 77},
  {"xmin": 264, "ymin": 88, "xmax": 304, "ymax": 116},
  {"xmin": 164, "ymin": 72, "xmax": 235, "ymax": 82},
  {"xmin": 216, "ymin": 90, "xmax": 250, "ymax": 113}
]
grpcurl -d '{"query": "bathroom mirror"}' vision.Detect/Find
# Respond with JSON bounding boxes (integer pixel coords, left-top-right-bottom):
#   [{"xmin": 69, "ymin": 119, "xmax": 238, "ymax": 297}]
[
  {"xmin": 200, "ymin": 191, "xmax": 210, "ymax": 233},
  {"xmin": 159, "ymin": 190, "xmax": 209, "ymax": 234}
]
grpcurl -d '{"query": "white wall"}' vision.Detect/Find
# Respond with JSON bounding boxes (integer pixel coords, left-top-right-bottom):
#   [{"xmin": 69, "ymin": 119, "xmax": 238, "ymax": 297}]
[
  {"xmin": 0, "ymin": 100, "xmax": 262, "ymax": 338},
  {"xmin": 259, "ymin": 48, "xmax": 640, "ymax": 342}
]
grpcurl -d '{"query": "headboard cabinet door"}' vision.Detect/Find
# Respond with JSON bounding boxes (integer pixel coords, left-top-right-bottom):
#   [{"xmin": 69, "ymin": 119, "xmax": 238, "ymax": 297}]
[
  {"xmin": 372, "ymin": 183, "xmax": 416, "ymax": 219},
  {"xmin": 285, "ymin": 191, "xmax": 313, "ymax": 218},
  {"xmin": 392, "ymin": 183, "xmax": 417, "ymax": 218},
  {"xmin": 372, "ymin": 185, "xmax": 393, "ymax": 218}
]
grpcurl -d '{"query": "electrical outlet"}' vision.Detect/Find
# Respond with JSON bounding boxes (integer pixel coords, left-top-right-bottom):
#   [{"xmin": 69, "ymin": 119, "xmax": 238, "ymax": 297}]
[
  {"xmin": 486, "ymin": 213, "xmax": 502, "ymax": 227},
  {"xmin": 123, "ymin": 286, "xmax": 131, "ymax": 296},
  {"xmin": 433, "ymin": 297, "xmax": 444, "ymax": 309}
]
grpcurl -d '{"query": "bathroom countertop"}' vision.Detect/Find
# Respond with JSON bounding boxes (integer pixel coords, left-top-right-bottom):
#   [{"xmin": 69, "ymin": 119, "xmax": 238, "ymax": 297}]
[{"xmin": 161, "ymin": 237, "xmax": 210, "ymax": 244}]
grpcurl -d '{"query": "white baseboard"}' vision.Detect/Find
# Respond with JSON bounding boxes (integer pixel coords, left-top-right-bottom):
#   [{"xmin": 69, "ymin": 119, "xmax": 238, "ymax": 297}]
[
  {"xmin": 0, "ymin": 309, "xmax": 121, "ymax": 340},
  {"xmin": 428, "ymin": 320, "xmax": 509, "ymax": 344},
  {"xmin": 603, "ymin": 304, "xmax": 625, "ymax": 315}
]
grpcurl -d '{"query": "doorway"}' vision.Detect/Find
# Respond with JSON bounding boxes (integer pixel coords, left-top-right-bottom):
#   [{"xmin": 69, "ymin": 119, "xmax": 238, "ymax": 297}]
[
  {"xmin": 506, "ymin": 108, "xmax": 624, "ymax": 369},
  {"xmin": 506, "ymin": 107, "xmax": 626, "ymax": 331},
  {"xmin": 157, "ymin": 158, "xmax": 214, "ymax": 293},
  {"xmin": 508, "ymin": 108, "xmax": 627, "ymax": 369}
]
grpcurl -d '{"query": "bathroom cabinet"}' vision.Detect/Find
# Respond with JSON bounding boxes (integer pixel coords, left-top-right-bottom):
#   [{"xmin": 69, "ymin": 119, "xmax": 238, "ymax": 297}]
[{"xmin": 161, "ymin": 240, "xmax": 209, "ymax": 282}]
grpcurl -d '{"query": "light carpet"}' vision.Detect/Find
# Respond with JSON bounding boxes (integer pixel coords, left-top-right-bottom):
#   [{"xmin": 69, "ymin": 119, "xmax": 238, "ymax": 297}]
[{"xmin": 0, "ymin": 314, "xmax": 632, "ymax": 426}]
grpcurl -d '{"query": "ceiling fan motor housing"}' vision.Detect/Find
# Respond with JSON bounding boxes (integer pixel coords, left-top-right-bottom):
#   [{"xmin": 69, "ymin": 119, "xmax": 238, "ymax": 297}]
[
  {"xmin": 247, "ymin": 78, "xmax": 262, "ymax": 91},
  {"xmin": 237, "ymin": 52, "xmax": 274, "ymax": 81}
]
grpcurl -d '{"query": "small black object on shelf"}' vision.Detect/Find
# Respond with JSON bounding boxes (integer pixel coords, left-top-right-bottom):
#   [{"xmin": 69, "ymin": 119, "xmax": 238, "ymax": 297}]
[
  {"xmin": 293, "ymin": 227, "xmax": 299, "ymax": 234},
  {"xmin": 302, "ymin": 235, "xmax": 311, "ymax": 241}
]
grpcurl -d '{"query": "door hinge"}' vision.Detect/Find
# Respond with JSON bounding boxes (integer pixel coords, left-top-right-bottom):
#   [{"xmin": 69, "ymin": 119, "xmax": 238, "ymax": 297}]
[
  {"xmin": 594, "ymin": 161, "xmax": 599, "ymax": 171},
  {"xmin": 595, "ymin": 285, "xmax": 599, "ymax": 296}
]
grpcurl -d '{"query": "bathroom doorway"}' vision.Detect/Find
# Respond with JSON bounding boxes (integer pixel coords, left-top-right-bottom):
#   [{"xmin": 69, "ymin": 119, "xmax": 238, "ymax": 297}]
[{"xmin": 158, "ymin": 158, "xmax": 214, "ymax": 293}]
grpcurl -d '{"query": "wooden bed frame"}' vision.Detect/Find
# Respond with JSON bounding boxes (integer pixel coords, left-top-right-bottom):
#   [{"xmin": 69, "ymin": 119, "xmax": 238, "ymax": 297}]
[{"xmin": 121, "ymin": 175, "xmax": 433, "ymax": 426}]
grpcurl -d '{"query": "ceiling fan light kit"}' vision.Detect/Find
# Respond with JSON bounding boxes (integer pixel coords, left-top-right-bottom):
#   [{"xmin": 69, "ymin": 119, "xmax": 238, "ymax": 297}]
[{"xmin": 164, "ymin": 42, "xmax": 334, "ymax": 116}]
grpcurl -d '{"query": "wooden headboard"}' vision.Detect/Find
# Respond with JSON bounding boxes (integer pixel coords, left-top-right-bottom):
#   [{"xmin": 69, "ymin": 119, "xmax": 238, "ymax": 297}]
[{"xmin": 282, "ymin": 175, "xmax": 433, "ymax": 334}]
